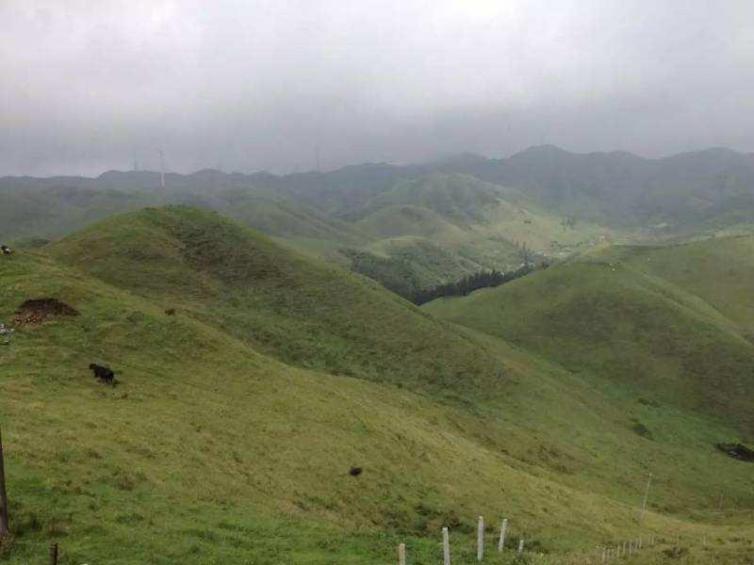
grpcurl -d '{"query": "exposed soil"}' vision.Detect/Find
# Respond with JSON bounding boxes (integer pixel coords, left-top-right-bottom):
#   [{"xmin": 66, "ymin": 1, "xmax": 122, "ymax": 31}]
[
  {"xmin": 716, "ymin": 442, "xmax": 754, "ymax": 462},
  {"xmin": 13, "ymin": 298, "xmax": 79, "ymax": 326}
]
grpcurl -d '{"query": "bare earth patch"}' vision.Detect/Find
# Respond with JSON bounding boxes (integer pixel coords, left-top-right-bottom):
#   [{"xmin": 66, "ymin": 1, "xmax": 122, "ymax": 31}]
[{"xmin": 13, "ymin": 298, "xmax": 79, "ymax": 326}]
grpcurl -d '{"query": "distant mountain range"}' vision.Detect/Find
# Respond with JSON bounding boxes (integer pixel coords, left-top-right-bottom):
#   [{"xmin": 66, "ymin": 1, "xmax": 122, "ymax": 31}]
[{"xmin": 3, "ymin": 145, "xmax": 754, "ymax": 295}]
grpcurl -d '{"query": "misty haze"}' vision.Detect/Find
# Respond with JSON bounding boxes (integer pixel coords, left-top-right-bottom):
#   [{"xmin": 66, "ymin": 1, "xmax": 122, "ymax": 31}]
[{"xmin": 1, "ymin": 2, "xmax": 753, "ymax": 564}]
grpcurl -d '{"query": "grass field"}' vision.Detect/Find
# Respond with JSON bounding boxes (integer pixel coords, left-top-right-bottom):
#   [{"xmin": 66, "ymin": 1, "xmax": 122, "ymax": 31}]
[
  {"xmin": 0, "ymin": 208, "xmax": 752, "ymax": 563},
  {"xmin": 425, "ymin": 238, "xmax": 754, "ymax": 437}
]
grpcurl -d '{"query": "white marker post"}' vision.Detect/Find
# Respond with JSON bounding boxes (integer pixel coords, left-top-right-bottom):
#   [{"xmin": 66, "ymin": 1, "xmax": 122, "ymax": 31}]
[
  {"xmin": 398, "ymin": 543, "xmax": 406, "ymax": 565},
  {"xmin": 640, "ymin": 473, "xmax": 653, "ymax": 523},
  {"xmin": 477, "ymin": 516, "xmax": 484, "ymax": 561},
  {"xmin": 498, "ymin": 518, "xmax": 508, "ymax": 552},
  {"xmin": 442, "ymin": 527, "xmax": 451, "ymax": 565},
  {"xmin": 517, "ymin": 538, "xmax": 524, "ymax": 555}
]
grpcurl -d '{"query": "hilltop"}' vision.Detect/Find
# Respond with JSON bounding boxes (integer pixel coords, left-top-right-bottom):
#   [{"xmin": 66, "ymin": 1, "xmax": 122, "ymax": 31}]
[
  {"xmin": 0, "ymin": 208, "xmax": 752, "ymax": 563},
  {"xmin": 48, "ymin": 206, "xmax": 502, "ymax": 399}
]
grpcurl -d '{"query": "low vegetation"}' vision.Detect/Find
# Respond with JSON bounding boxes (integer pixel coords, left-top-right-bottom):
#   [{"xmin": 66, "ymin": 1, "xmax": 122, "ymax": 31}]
[
  {"xmin": 0, "ymin": 208, "xmax": 751, "ymax": 563},
  {"xmin": 412, "ymin": 265, "xmax": 539, "ymax": 305}
]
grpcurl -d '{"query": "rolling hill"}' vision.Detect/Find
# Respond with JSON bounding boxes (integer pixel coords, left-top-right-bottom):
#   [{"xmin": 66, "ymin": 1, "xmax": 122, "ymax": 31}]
[
  {"xmin": 47, "ymin": 206, "xmax": 502, "ymax": 399},
  {"xmin": 5, "ymin": 145, "xmax": 754, "ymax": 303},
  {"xmin": 425, "ymin": 236, "xmax": 754, "ymax": 437},
  {"xmin": 346, "ymin": 173, "xmax": 608, "ymax": 298},
  {"xmin": 0, "ymin": 207, "xmax": 752, "ymax": 563}
]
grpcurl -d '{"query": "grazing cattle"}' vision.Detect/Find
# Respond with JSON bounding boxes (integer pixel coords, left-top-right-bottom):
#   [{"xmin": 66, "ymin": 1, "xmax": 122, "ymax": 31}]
[
  {"xmin": 164, "ymin": 308, "xmax": 176, "ymax": 316},
  {"xmin": 349, "ymin": 466, "xmax": 363, "ymax": 477},
  {"xmin": 1, "ymin": 245, "xmax": 12, "ymax": 255},
  {"xmin": 89, "ymin": 363, "xmax": 116, "ymax": 385}
]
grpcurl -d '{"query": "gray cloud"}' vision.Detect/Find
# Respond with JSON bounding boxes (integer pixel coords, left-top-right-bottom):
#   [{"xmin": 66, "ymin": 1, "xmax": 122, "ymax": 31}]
[{"xmin": 1, "ymin": 0, "xmax": 753, "ymax": 176}]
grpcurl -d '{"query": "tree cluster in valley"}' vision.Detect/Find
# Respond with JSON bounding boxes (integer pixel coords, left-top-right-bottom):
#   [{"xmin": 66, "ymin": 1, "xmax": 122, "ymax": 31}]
[{"xmin": 412, "ymin": 264, "xmax": 542, "ymax": 305}]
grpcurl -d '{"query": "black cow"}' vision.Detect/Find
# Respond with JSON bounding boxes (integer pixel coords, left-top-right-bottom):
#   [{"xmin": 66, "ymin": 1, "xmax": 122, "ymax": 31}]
[
  {"xmin": 349, "ymin": 466, "xmax": 363, "ymax": 477},
  {"xmin": 89, "ymin": 363, "xmax": 116, "ymax": 385},
  {"xmin": 1, "ymin": 245, "xmax": 12, "ymax": 256}
]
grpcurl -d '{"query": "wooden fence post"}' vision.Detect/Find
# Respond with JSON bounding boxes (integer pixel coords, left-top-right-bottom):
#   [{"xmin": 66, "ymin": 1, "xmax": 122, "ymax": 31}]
[
  {"xmin": 49, "ymin": 542, "xmax": 58, "ymax": 565},
  {"xmin": 0, "ymin": 427, "xmax": 9, "ymax": 538},
  {"xmin": 477, "ymin": 516, "xmax": 484, "ymax": 561},
  {"xmin": 442, "ymin": 526, "xmax": 451, "ymax": 565},
  {"xmin": 497, "ymin": 518, "xmax": 508, "ymax": 552},
  {"xmin": 398, "ymin": 542, "xmax": 406, "ymax": 565}
]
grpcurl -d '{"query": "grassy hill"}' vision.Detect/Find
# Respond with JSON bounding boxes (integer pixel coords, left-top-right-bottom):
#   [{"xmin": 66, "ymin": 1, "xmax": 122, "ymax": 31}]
[
  {"xmin": 1, "ymin": 207, "xmax": 753, "ymax": 563},
  {"xmin": 0, "ymin": 171, "xmax": 605, "ymax": 300},
  {"xmin": 613, "ymin": 235, "xmax": 754, "ymax": 339},
  {"xmin": 47, "ymin": 207, "xmax": 503, "ymax": 400},
  {"xmin": 425, "ymin": 237, "xmax": 754, "ymax": 437},
  {"xmin": 345, "ymin": 173, "xmax": 608, "ymax": 296},
  {"xmin": 353, "ymin": 174, "xmax": 506, "ymax": 225}
]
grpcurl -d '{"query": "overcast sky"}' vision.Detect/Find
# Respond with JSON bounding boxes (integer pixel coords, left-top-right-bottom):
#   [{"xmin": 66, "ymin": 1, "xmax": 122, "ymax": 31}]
[{"xmin": 1, "ymin": 0, "xmax": 753, "ymax": 176}]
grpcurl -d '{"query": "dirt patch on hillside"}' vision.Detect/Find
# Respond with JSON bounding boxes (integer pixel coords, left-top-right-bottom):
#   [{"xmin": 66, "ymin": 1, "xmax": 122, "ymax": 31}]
[{"xmin": 14, "ymin": 298, "xmax": 79, "ymax": 326}]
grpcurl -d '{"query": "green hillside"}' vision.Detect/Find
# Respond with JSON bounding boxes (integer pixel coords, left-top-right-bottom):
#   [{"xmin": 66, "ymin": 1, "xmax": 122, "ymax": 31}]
[
  {"xmin": 47, "ymin": 207, "xmax": 502, "ymax": 400},
  {"xmin": 1, "ymin": 208, "xmax": 752, "ymax": 563},
  {"xmin": 354, "ymin": 174, "xmax": 507, "ymax": 225},
  {"xmin": 345, "ymin": 173, "xmax": 608, "ymax": 296},
  {"xmin": 425, "ymin": 238, "xmax": 754, "ymax": 437},
  {"xmin": 0, "ymin": 169, "xmax": 613, "ymax": 298},
  {"xmin": 614, "ymin": 235, "xmax": 754, "ymax": 338},
  {"xmin": 353, "ymin": 173, "xmax": 608, "ymax": 255}
]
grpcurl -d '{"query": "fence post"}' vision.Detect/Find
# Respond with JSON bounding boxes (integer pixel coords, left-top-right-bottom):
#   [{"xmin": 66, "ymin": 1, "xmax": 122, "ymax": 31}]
[
  {"xmin": 49, "ymin": 542, "xmax": 58, "ymax": 565},
  {"xmin": 517, "ymin": 538, "xmax": 524, "ymax": 555},
  {"xmin": 602, "ymin": 547, "xmax": 607, "ymax": 563},
  {"xmin": 0, "ymin": 427, "xmax": 8, "ymax": 538},
  {"xmin": 497, "ymin": 518, "xmax": 507, "ymax": 552},
  {"xmin": 639, "ymin": 473, "xmax": 653, "ymax": 523},
  {"xmin": 477, "ymin": 516, "xmax": 484, "ymax": 561},
  {"xmin": 398, "ymin": 543, "xmax": 406, "ymax": 565},
  {"xmin": 442, "ymin": 527, "xmax": 451, "ymax": 565}
]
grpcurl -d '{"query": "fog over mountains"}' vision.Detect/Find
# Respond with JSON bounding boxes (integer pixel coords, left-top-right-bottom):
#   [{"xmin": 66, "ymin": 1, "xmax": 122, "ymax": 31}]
[
  {"xmin": 4, "ymin": 144, "xmax": 754, "ymax": 232},
  {"xmin": 3, "ymin": 1, "xmax": 754, "ymax": 175}
]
